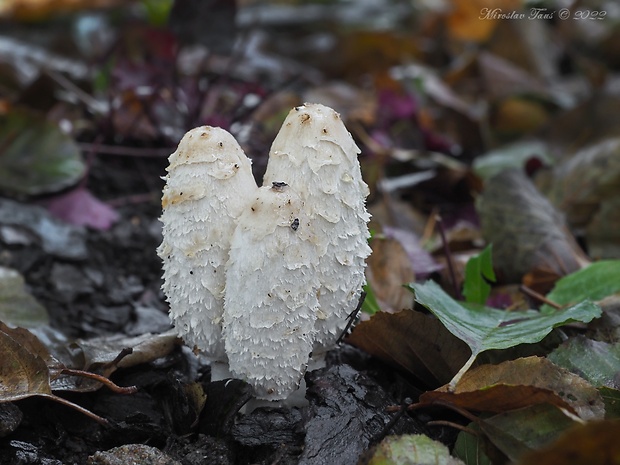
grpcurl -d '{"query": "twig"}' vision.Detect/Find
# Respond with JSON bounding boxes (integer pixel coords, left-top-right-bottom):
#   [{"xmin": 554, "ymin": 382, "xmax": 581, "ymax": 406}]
[
  {"xmin": 520, "ymin": 285, "xmax": 562, "ymax": 309},
  {"xmin": 45, "ymin": 394, "xmax": 110, "ymax": 426},
  {"xmin": 426, "ymin": 420, "xmax": 479, "ymax": 436},
  {"xmin": 436, "ymin": 215, "xmax": 462, "ymax": 299},
  {"xmin": 59, "ymin": 368, "xmax": 138, "ymax": 394},
  {"xmin": 336, "ymin": 291, "xmax": 366, "ymax": 344}
]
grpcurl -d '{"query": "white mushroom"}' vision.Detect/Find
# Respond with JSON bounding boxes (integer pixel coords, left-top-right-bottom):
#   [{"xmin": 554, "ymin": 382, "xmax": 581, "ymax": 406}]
[
  {"xmin": 263, "ymin": 103, "xmax": 372, "ymax": 352},
  {"xmin": 223, "ymin": 182, "xmax": 320, "ymax": 400},
  {"xmin": 157, "ymin": 126, "xmax": 257, "ymax": 361}
]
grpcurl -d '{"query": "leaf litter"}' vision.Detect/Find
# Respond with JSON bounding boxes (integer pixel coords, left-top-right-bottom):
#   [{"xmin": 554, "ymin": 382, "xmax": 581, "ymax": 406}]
[{"xmin": 1, "ymin": 0, "xmax": 620, "ymax": 463}]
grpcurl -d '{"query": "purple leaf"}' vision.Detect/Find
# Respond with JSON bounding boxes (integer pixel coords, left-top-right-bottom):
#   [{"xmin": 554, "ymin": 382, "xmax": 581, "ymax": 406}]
[{"xmin": 44, "ymin": 188, "xmax": 119, "ymax": 230}]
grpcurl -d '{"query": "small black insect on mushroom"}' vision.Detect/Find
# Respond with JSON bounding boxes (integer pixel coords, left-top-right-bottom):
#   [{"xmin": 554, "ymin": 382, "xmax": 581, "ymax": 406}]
[
  {"xmin": 272, "ymin": 181, "xmax": 288, "ymax": 191},
  {"xmin": 291, "ymin": 218, "xmax": 300, "ymax": 231}
]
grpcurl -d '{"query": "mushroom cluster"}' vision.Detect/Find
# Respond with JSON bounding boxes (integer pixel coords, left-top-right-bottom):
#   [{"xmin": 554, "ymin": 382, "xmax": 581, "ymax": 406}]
[{"xmin": 158, "ymin": 104, "xmax": 371, "ymax": 401}]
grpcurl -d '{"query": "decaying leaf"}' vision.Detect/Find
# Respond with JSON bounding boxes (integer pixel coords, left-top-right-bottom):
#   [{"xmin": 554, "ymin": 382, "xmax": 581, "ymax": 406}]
[
  {"xmin": 407, "ymin": 280, "xmax": 601, "ymax": 388},
  {"xmin": 363, "ymin": 434, "xmax": 465, "ymax": 465},
  {"xmin": 547, "ymin": 336, "xmax": 620, "ymax": 390},
  {"xmin": 477, "ymin": 169, "xmax": 589, "ymax": 286},
  {"xmin": 346, "ymin": 309, "xmax": 470, "ymax": 388},
  {"xmin": 421, "ymin": 356, "xmax": 604, "ymax": 421},
  {"xmin": 0, "ymin": 323, "xmax": 107, "ymax": 424},
  {"xmin": 517, "ymin": 420, "xmax": 620, "ymax": 465},
  {"xmin": 480, "ymin": 403, "xmax": 576, "ymax": 462}
]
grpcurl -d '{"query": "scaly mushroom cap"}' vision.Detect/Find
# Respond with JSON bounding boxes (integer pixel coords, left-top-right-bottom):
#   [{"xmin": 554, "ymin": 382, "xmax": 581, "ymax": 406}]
[
  {"xmin": 158, "ymin": 126, "xmax": 257, "ymax": 361},
  {"xmin": 223, "ymin": 183, "xmax": 320, "ymax": 400},
  {"xmin": 263, "ymin": 103, "xmax": 371, "ymax": 352}
]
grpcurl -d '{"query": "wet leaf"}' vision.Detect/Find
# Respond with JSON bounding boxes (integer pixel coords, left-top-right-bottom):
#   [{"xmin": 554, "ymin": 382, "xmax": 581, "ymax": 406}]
[
  {"xmin": 364, "ymin": 434, "xmax": 465, "ymax": 465},
  {"xmin": 543, "ymin": 260, "xmax": 620, "ymax": 312},
  {"xmin": 463, "ymin": 244, "xmax": 495, "ymax": 305},
  {"xmin": 0, "ymin": 109, "xmax": 85, "ymax": 196},
  {"xmin": 421, "ymin": 357, "xmax": 604, "ymax": 421},
  {"xmin": 480, "ymin": 403, "xmax": 576, "ymax": 462},
  {"xmin": 547, "ymin": 336, "xmax": 620, "ymax": 389},
  {"xmin": 346, "ymin": 309, "xmax": 470, "ymax": 388},
  {"xmin": 0, "ymin": 267, "xmax": 49, "ymax": 328},
  {"xmin": 517, "ymin": 420, "xmax": 620, "ymax": 465},
  {"xmin": 407, "ymin": 280, "xmax": 602, "ymax": 387}
]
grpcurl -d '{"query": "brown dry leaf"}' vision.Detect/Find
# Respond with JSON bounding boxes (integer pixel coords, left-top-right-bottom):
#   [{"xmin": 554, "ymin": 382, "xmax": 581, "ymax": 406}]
[
  {"xmin": 421, "ymin": 356, "xmax": 604, "ymax": 420},
  {"xmin": 0, "ymin": 324, "xmax": 53, "ymax": 401},
  {"xmin": 346, "ymin": 309, "xmax": 470, "ymax": 388},
  {"xmin": 517, "ymin": 420, "xmax": 620, "ymax": 465},
  {"xmin": 366, "ymin": 237, "xmax": 415, "ymax": 313},
  {"xmin": 446, "ymin": 0, "xmax": 523, "ymax": 42}
]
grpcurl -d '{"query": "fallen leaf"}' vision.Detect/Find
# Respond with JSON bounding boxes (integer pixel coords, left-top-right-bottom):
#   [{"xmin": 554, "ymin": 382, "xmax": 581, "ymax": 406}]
[
  {"xmin": 0, "ymin": 267, "xmax": 49, "ymax": 328},
  {"xmin": 544, "ymin": 137, "xmax": 620, "ymax": 229},
  {"xmin": 407, "ymin": 280, "xmax": 602, "ymax": 387},
  {"xmin": 453, "ymin": 424, "xmax": 494, "ymax": 465},
  {"xmin": 547, "ymin": 336, "xmax": 620, "ymax": 389},
  {"xmin": 44, "ymin": 187, "xmax": 119, "ymax": 230},
  {"xmin": 0, "ymin": 109, "xmax": 85, "ymax": 196},
  {"xmin": 446, "ymin": 0, "xmax": 521, "ymax": 43},
  {"xmin": 421, "ymin": 356, "xmax": 604, "ymax": 421},
  {"xmin": 366, "ymin": 236, "xmax": 415, "ymax": 313},
  {"xmin": 480, "ymin": 403, "xmax": 576, "ymax": 462},
  {"xmin": 543, "ymin": 260, "xmax": 620, "ymax": 312},
  {"xmin": 477, "ymin": 169, "xmax": 589, "ymax": 285},
  {"xmin": 0, "ymin": 198, "xmax": 88, "ymax": 260},
  {"xmin": 346, "ymin": 309, "xmax": 470, "ymax": 388},
  {"xmin": 363, "ymin": 434, "xmax": 465, "ymax": 465},
  {"xmin": 517, "ymin": 420, "xmax": 620, "ymax": 465}
]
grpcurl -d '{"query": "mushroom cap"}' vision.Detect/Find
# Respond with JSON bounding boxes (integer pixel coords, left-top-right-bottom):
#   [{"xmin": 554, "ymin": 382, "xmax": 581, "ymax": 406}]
[
  {"xmin": 158, "ymin": 125, "xmax": 258, "ymax": 361},
  {"xmin": 263, "ymin": 103, "xmax": 371, "ymax": 352}
]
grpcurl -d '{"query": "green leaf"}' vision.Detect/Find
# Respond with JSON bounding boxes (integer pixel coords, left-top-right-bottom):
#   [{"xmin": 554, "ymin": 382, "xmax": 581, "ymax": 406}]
[
  {"xmin": 407, "ymin": 281, "xmax": 601, "ymax": 388},
  {"xmin": 367, "ymin": 434, "xmax": 465, "ymax": 465},
  {"xmin": 453, "ymin": 424, "xmax": 493, "ymax": 465},
  {"xmin": 547, "ymin": 336, "xmax": 620, "ymax": 389},
  {"xmin": 362, "ymin": 283, "xmax": 381, "ymax": 315},
  {"xmin": 543, "ymin": 260, "xmax": 620, "ymax": 312},
  {"xmin": 599, "ymin": 387, "xmax": 620, "ymax": 419},
  {"xmin": 0, "ymin": 266, "xmax": 49, "ymax": 328},
  {"xmin": 0, "ymin": 110, "xmax": 85, "ymax": 196},
  {"xmin": 463, "ymin": 244, "xmax": 496, "ymax": 304}
]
